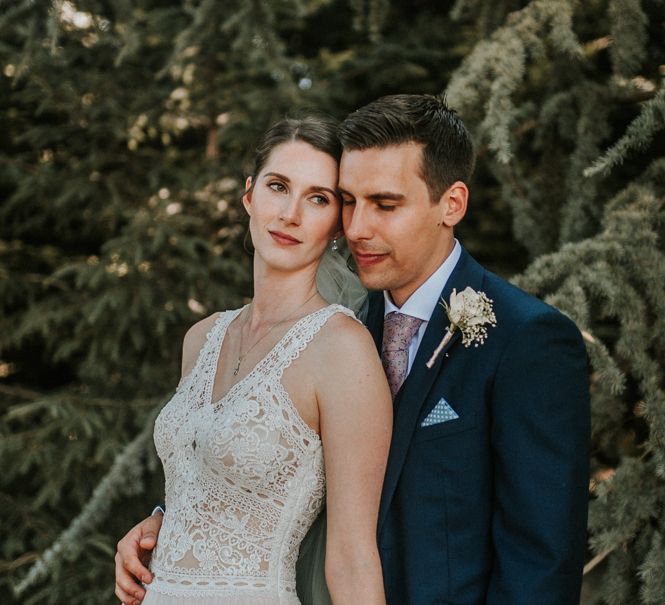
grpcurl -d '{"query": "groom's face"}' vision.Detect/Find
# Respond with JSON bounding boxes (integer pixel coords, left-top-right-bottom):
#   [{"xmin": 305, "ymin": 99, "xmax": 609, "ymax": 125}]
[{"xmin": 339, "ymin": 143, "xmax": 454, "ymax": 306}]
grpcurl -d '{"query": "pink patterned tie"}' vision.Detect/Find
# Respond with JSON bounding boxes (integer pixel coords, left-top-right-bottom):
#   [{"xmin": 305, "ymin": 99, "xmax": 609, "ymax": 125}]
[{"xmin": 382, "ymin": 312, "xmax": 424, "ymax": 399}]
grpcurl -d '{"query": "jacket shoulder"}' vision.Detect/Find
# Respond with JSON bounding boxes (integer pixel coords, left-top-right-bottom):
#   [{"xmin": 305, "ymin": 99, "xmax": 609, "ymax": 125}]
[{"xmin": 481, "ymin": 269, "xmax": 581, "ymax": 337}]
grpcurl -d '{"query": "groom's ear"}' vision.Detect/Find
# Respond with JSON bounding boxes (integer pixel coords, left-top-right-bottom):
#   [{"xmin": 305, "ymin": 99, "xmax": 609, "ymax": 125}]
[
  {"xmin": 439, "ymin": 181, "xmax": 468, "ymax": 228},
  {"xmin": 242, "ymin": 176, "xmax": 253, "ymax": 215}
]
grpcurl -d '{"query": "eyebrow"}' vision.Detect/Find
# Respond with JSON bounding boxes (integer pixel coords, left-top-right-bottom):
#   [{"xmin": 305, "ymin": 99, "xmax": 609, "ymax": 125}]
[
  {"xmin": 264, "ymin": 172, "xmax": 337, "ymax": 197},
  {"xmin": 338, "ymin": 187, "xmax": 405, "ymax": 202}
]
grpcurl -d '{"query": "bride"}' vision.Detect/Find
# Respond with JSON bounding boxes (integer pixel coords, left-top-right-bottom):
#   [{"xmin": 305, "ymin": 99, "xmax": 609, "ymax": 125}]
[{"xmin": 115, "ymin": 115, "xmax": 392, "ymax": 605}]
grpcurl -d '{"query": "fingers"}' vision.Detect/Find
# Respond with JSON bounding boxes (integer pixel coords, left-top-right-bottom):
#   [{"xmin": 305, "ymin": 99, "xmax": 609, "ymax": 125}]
[
  {"xmin": 138, "ymin": 513, "xmax": 163, "ymax": 549},
  {"xmin": 114, "ymin": 581, "xmax": 141, "ymax": 605},
  {"xmin": 115, "ymin": 514, "xmax": 163, "ymax": 603},
  {"xmin": 138, "ymin": 534, "xmax": 156, "ymax": 549},
  {"xmin": 114, "ymin": 552, "xmax": 145, "ymax": 605},
  {"xmin": 118, "ymin": 544, "xmax": 152, "ymax": 585}
]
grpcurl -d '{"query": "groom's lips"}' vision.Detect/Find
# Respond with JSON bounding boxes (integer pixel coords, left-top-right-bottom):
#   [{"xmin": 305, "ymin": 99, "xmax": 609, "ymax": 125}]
[{"xmin": 353, "ymin": 251, "xmax": 389, "ymax": 268}]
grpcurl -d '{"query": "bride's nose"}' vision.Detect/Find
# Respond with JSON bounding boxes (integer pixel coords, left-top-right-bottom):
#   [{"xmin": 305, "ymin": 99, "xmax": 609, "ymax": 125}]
[{"xmin": 278, "ymin": 195, "xmax": 302, "ymax": 225}]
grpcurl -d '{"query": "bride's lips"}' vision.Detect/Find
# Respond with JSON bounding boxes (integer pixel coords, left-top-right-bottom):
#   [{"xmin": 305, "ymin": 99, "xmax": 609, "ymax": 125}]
[
  {"xmin": 353, "ymin": 251, "xmax": 389, "ymax": 267},
  {"xmin": 269, "ymin": 230, "xmax": 301, "ymax": 245}
]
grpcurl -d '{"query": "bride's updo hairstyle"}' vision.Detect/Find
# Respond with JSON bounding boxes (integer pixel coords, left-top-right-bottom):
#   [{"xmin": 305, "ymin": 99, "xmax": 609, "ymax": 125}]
[{"xmin": 249, "ymin": 115, "xmax": 342, "ymax": 184}]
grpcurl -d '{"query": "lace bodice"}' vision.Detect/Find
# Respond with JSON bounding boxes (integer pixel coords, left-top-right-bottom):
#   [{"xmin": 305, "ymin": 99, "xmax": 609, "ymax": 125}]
[{"xmin": 149, "ymin": 304, "xmax": 356, "ymax": 603}]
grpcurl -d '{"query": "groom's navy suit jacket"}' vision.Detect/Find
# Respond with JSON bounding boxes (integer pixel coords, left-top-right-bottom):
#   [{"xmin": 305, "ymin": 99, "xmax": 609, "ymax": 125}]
[{"xmin": 367, "ymin": 248, "xmax": 590, "ymax": 605}]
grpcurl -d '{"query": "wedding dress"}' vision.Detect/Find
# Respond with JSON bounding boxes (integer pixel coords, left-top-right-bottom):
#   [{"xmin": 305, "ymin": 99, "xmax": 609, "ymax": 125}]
[{"xmin": 143, "ymin": 304, "xmax": 355, "ymax": 605}]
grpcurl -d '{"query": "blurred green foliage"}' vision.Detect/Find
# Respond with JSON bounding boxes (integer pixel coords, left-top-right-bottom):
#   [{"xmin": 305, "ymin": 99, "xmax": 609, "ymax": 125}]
[{"xmin": 1, "ymin": 1, "xmax": 664, "ymax": 603}]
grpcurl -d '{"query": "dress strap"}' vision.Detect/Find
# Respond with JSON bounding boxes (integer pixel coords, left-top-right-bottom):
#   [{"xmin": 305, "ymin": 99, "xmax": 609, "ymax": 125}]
[
  {"xmin": 269, "ymin": 304, "xmax": 359, "ymax": 379},
  {"xmin": 179, "ymin": 308, "xmax": 244, "ymax": 401}
]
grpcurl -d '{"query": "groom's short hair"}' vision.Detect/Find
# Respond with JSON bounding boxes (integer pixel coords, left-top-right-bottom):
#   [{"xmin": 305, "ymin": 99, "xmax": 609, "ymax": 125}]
[{"xmin": 338, "ymin": 94, "xmax": 475, "ymax": 203}]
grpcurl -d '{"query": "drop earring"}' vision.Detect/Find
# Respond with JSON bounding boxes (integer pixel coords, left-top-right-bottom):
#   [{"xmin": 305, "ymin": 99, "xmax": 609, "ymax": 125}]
[{"xmin": 331, "ymin": 238, "xmax": 339, "ymax": 252}]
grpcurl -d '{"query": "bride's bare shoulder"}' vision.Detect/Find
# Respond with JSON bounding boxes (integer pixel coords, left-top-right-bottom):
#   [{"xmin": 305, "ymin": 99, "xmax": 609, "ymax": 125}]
[
  {"xmin": 316, "ymin": 311, "xmax": 377, "ymax": 362},
  {"xmin": 313, "ymin": 310, "xmax": 391, "ymax": 411},
  {"xmin": 180, "ymin": 312, "xmax": 223, "ymax": 377}
]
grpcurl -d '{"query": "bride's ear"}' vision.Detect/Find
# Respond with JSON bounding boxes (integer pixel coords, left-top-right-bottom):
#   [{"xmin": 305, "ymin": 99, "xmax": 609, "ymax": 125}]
[{"xmin": 242, "ymin": 177, "xmax": 253, "ymax": 215}]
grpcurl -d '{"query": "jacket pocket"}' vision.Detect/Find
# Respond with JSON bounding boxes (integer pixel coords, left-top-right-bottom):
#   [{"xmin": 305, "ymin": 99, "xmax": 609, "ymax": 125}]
[{"xmin": 413, "ymin": 417, "xmax": 480, "ymax": 442}]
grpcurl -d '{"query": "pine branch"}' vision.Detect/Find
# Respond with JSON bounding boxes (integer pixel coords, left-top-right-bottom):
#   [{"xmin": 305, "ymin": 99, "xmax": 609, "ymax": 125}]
[
  {"xmin": 13, "ymin": 406, "xmax": 161, "ymax": 597},
  {"xmin": 558, "ymin": 83, "xmax": 612, "ymax": 244},
  {"xmin": 0, "ymin": 383, "xmax": 161, "ymax": 408},
  {"xmin": 639, "ymin": 531, "xmax": 665, "ymax": 603},
  {"xmin": 608, "ymin": 0, "xmax": 648, "ymax": 77},
  {"xmin": 584, "ymin": 87, "xmax": 665, "ymax": 177},
  {"xmin": 447, "ymin": 0, "xmax": 581, "ymax": 164},
  {"xmin": 584, "ymin": 547, "xmax": 613, "ymax": 575}
]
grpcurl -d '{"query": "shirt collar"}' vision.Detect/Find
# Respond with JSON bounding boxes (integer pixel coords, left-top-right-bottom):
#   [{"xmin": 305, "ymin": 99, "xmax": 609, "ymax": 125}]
[{"xmin": 383, "ymin": 239, "xmax": 462, "ymax": 321}]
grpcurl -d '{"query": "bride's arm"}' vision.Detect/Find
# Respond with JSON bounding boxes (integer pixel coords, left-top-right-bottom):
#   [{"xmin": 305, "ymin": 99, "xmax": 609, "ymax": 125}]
[{"xmin": 315, "ymin": 315, "xmax": 392, "ymax": 605}]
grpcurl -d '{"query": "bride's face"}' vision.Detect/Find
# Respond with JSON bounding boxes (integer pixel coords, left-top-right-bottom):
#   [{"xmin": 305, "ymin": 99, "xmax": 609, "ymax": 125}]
[{"xmin": 243, "ymin": 140, "xmax": 341, "ymax": 274}]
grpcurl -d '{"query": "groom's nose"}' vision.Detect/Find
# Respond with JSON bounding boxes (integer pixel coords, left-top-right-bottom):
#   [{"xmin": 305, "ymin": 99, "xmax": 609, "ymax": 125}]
[{"xmin": 343, "ymin": 202, "xmax": 372, "ymax": 242}]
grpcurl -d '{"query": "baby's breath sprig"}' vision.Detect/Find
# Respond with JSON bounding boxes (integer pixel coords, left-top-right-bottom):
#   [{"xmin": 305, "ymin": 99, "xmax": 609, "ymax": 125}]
[{"xmin": 426, "ymin": 287, "xmax": 497, "ymax": 368}]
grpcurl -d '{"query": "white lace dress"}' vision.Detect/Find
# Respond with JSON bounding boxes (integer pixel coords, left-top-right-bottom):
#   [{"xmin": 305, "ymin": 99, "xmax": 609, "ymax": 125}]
[{"xmin": 143, "ymin": 304, "xmax": 355, "ymax": 605}]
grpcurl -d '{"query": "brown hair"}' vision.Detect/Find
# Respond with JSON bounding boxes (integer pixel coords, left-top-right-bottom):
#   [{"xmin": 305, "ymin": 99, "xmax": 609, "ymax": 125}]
[
  {"xmin": 251, "ymin": 115, "xmax": 341, "ymax": 179},
  {"xmin": 338, "ymin": 94, "xmax": 475, "ymax": 202}
]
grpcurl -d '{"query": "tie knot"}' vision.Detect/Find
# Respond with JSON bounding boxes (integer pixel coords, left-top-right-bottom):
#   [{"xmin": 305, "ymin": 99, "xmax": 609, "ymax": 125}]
[{"xmin": 382, "ymin": 312, "xmax": 423, "ymax": 352}]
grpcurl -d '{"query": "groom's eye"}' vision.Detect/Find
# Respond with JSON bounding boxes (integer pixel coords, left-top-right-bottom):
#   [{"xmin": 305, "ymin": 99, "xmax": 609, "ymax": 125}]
[{"xmin": 341, "ymin": 198, "xmax": 355, "ymax": 206}]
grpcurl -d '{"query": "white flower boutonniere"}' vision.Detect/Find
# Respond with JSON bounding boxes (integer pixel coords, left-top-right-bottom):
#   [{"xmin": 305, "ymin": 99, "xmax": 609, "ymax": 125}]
[{"xmin": 426, "ymin": 287, "xmax": 497, "ymax": 368}]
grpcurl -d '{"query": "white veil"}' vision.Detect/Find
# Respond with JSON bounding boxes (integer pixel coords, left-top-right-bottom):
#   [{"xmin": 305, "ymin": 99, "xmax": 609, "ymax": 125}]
[
  {"xmin": 296, "ymin": 240, "xmax": 367, "ymax": 605},
  {"xmin": 316, "ymin": 240, "xmax": 368, "ymax": 322}
]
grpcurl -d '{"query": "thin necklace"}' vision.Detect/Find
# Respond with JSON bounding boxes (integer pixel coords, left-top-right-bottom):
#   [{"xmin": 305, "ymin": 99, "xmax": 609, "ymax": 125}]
[{"xmin": 233, "ymin": 290, "xmax": 319, "ymax": 376}]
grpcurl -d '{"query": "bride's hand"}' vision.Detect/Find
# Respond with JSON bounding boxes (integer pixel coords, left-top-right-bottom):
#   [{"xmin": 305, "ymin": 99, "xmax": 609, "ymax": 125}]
[{"xmin": 114, "ymin": 511, "xmax": 163, "ymax": 605}]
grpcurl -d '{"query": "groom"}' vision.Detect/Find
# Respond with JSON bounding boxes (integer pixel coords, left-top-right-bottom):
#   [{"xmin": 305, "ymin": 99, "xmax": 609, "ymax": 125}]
[
  {"xmin": 115, "ymin": 95, "xmax": 590, "ymax": 604},
  {"xmin": 337, "ymin": 95, "xmax": 589, "ymax": 604}
]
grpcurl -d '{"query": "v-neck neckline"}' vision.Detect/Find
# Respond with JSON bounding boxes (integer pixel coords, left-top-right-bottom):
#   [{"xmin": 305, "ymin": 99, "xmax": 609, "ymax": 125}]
[{"xmin": 207, "ymin": 304, "xmax": 333, "ymax": 409}]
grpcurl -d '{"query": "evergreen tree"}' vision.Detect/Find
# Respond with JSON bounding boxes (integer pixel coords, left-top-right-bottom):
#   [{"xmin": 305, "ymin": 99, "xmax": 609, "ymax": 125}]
[{"xmin": 3, "ymin": 1, "xmax": 664, "ymax": 603}]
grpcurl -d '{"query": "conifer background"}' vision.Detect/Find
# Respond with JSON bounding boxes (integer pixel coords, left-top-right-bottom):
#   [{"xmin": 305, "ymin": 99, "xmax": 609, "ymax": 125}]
[{"xmin": 1, "ymin": 1, "xmax": 663, "ymax": 603}]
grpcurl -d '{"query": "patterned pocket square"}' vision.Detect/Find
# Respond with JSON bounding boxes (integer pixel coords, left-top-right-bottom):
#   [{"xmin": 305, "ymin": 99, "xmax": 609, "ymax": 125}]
[{"xmin": 421, "ymin": 397, "xmax": 459, "ymax": 427}]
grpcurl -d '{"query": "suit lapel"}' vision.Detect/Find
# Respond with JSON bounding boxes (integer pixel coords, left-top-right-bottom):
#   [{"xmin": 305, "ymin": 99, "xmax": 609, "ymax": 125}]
[
  {"xmin": 377, "ymin": 248, "xmax": 486, "ymax": 533},
  {"xmin": 365, "ymin": 291, "xmax": 385, "ymax": 355}
]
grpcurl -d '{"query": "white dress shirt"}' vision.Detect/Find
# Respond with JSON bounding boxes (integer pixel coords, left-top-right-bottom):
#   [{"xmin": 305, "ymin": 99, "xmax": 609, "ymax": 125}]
[{"xmin": 383, "ymin": 239, "xmax": 461, "ymax": 374}]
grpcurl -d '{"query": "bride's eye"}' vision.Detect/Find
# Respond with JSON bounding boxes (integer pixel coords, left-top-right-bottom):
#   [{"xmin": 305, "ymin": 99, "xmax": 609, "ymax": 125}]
[
  {"xmin": 268, "ymin": 181, "xmax": 287, "ymax": 192},
  {"xmin": 310, "ymin": 194, "xmax": 329, "ymax": 206}
]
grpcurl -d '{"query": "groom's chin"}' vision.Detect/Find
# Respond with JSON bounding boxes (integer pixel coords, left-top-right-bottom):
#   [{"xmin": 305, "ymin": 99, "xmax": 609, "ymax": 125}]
[{"xmin": 356, "ymin": 270, "xmax": 391, "ymax": 293}]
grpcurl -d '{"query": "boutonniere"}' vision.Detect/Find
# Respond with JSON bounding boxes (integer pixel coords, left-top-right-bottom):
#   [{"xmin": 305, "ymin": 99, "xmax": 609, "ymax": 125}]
[{"xmin": 426, "ymin": 287, "xmax": 497, "ymax": 368}]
